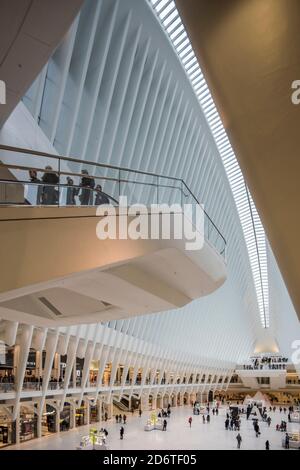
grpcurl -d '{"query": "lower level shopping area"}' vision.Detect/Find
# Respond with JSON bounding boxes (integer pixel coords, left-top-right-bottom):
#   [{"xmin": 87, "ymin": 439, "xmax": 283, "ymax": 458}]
[
  {"xmin": 0, "ymin": 391, "xmax": 198, "ymax": 448},
  {"xmin": 1, "ymin": 389, "xmax": 300, "ymax": 450},
  {"xmin": 0, "ymin": 323, "xmax": 299, "ymax": 450},
  {"xmin": 2, "ymin": 401, "xmax": 300, "ymax": 451}
]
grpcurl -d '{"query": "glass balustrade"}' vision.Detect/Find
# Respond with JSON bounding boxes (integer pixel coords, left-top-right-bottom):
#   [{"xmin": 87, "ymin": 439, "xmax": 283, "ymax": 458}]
[{"xmin": 0, "ymin": 145, "xmax": 226, "ymax": 259}]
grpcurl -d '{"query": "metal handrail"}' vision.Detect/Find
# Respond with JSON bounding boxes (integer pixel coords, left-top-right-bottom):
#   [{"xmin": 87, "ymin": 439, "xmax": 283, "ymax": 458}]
[
  {"xmin": 0, "ymin": 144, "xmax": 226, "ymax": 255},
  {"xmin": 0, "ymin": 173, "xmax": 188, "ymax": 196},
  {"xmin": 0, "ymin": 144, "xmax": 183, "ymax": 181}
]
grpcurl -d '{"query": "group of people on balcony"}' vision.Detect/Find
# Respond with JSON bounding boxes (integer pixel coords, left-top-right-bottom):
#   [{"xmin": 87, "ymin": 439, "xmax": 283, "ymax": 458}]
[
  {"xmin": 242, "ymin": 356, "xmax": 288, "ymax": 371},
  {"xmin": 28, "ymin": 167, "xmax": 110, "ymax": 206},
  {"xmin": 0, "ymin": 373, "xmax": 15, "ymax": 384}
]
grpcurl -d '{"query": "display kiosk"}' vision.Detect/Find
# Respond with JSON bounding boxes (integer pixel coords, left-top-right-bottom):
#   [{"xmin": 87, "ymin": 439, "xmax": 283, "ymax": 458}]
[
  {"xmin": 290, "ymin": 411, "xmax": 300, "ymax": 423},
  {"xmin": 282, "ymin": 431, "xmax": 300, "ymax": 449},
  {"xmin": 144, "ymin": 411, "xmax": 163, "ymax": 431},
  {"xmin": 77, "ymin": 428, "xmax": 109, "ymax": 450}
]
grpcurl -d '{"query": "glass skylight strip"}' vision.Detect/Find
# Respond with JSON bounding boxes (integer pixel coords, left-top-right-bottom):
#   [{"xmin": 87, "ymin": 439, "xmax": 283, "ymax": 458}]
[{"xmin": 150, "ymin": 0, "xmax": 269, "ymax": 328}]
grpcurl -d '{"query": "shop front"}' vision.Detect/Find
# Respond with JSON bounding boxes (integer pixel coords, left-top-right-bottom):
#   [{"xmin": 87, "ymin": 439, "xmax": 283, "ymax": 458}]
[
  {"xmin": 75, "ymin": 402, "xmax": 87, "ymax": 427},
  {"xmin": 89, "ymin": 360, "xmax": 99, "ymax": 386},
  {"xmin": 0, "ymin": 343, "xmax": 15, "ymax": 392},
  {"xmin": 41, "ymin": 404, "xmax": 57, "ymax": 436},
  {"xmin": 76, "ymin": 358, "xmax": 84, "ymax": 387},
  {"xmin": 19, "ymin": 406, "xmax": 37, "ymax": 442},
  {"xmin": 103, "ymin": 363, "xmax": 111, "ymax": 387},
  {"xmin": 0, "ymin": 408, "xmax": 14, "ymax": 448},
  {"xmin": 60, "ymin": 403, "xmax": 71, "ymax": 432},
  {"xmin": 130, "ymin": 396, "xmax": 140, "ymax": 411},
  {"xmin": 90, "ymin": 402, "xmax": 99, "ymax": 423},
  {"xmin": 60, "ymin": 355, "xmax": 67, "ymax": 381}
]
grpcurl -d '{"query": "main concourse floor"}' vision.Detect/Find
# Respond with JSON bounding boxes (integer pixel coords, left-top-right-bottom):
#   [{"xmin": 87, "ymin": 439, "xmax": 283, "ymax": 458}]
[{"xmin": 4, "ymin": 405, "xmax": 299, "ymax": 451}]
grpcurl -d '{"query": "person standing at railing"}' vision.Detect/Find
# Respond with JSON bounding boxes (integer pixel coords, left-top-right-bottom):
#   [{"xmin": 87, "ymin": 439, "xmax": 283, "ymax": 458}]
[
  {"xmin": 79, "ymin": 169, "xmax": 95, "ymax": 205},
  {"xmin": 29, "ymin": 169, "xmax": 43, "ymax": 205},
  {"xmin": 95, "ymin": 185, "xmax": 110, "ymax": 205},
  {"xmin": 41, "ymin": 166, "xmax": 59, "ymax": 205},
  {"xmin": 66, "ymin": 177, "xmax": 79, "ymax": 205}
]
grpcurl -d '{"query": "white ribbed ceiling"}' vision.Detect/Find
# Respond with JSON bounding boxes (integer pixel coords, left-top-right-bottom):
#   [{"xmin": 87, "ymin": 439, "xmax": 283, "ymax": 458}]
[
  {"xmin": 149, "ymin": 0, "xmax": 269, "ymax": 329},
  {"xmin": 21, "ymin": 0, "xmax": 268, "ymax": 363}
]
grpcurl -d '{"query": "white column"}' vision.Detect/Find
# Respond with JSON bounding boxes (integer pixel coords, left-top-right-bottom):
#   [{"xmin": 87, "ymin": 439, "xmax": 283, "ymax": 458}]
[
  {"xmin": 98, "ymin": 398, "xmax": 102, "ymax": 423},
  {"xmin": 85, "ymin": 399, "xmax": 90, "ymax": 426},
  {"xmin": 70, "ymin": 403, "xmax": 76, "ymax": 429},
  {"xmin": 13, "ymin": 324, "xmax": 34, "ymax": 421},
  {"xmin": 73, "ymin": 364, "xmax": 77, "ymax": 387},
  {"xmin": 151, "ymin": 396, "xmax": 157, "ymax": 410},
  {"xmin": 55, "ymin": 405, "xmax": 60, "ymax": 434},
  {"xmin": 108, "ymin": 399, "xmax": 113, "ymax": 419},
  {"xmin": 54, "ymin": 353, "xmax": 60, "ymax": 380},
  {"xmin": 4, "ymin": 321, "xmax": 18, "ymax": 346},
  {"xmin": 15, "ymin": 410, "xmax": 20, "ymax": 445},
  {"xmin": 37, "ymin": 406, "xmax": 42, "ymax": 438},
  {"xmin": 179, "ymin": 393, "xmax": 184, "ymax": 406}
]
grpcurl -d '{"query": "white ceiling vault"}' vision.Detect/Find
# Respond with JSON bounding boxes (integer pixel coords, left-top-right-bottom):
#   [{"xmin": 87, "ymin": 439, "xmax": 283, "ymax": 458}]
[
  {"xmin": 13, "ymin": 0, "xmax": 298, "ymax": 362},
  {"xmin": 149, "ymin": 0, "xmax": 269, "ymax": 328}
]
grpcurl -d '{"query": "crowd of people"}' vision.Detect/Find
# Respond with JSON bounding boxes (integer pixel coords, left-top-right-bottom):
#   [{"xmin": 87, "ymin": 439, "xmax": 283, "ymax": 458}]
[
  {"xmin": 0, "ymin": 374, "xmax": 14, "ymax": 383},
  {"xmin": 225, "ymin": 413, "xmax": 241, "ymax": 431},
  {"xmin": 242, "ymin": 355, "xmax": 289, "ymax": 371},
  {"xmin": 28, "ymin": 167, "xmax": 110, "ymax": 206},
  {"xmin": 276, "ymin": 420, "xmax": 287, "ymax": 432},
  {"xmin": 115, "ymin": 414, "xmax": 127, "ymax": 425},
  {"xmin": 157, "ymin": 404, "xmax": 172, "ymax": 419}
]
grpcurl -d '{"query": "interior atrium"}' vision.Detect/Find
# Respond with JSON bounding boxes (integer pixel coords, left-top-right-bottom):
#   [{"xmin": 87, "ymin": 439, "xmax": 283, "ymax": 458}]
[{"xmin": 0, "ymin": 0, "xmax": 299, "ymax": 453}]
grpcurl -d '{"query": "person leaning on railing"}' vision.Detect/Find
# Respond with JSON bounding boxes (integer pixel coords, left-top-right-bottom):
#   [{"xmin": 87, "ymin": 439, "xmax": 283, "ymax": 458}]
[
  {"xmin": 41, "ymin": 166, "xmax": 59, "ymax": 205},
  {"xmin": 66, "ymin": 177, "xmax": 79, "ymax": 205},
  {"xmin": 79, "ymin": 169, "xmax": 95, "ymax": 205},
  {"xmin": 29, "ymin": 169, "xmax": 43, "ymax": 205},
  {"xmin": 95, "ymin": 185, "xmax": 110, "ymax": 205}
]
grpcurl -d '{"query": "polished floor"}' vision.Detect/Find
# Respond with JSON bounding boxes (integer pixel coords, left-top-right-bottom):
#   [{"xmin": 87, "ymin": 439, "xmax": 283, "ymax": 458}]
[{"xmin": 4, "ymin": 406, "xmax": 299, "ymax": 451}]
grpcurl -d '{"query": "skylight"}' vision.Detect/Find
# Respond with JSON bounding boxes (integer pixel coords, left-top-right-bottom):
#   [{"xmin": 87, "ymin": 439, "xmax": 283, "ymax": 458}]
[{"xmin": 150, "ymin": 0, "xmax": 269, "ymax": 328}]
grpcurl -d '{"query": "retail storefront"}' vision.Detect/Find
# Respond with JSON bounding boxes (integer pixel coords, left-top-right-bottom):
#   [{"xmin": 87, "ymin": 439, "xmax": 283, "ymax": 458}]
[
  {"xmin": 0, "ymin": 343, "xmax": 15, "ymax": 392},
  {"xmin": 76, "ymin": 358, "xmax": 84, "ymax": 387},
  {"xmin": 89, "ymin": 360, "xmax": 99, "ymax": 385},
  {"xmin": 0, "ymin": 408, "xmax": 14, "ymax": 448},
  {"xmin": 60, "ymin": 403, "xmax": 71, "ymax": 432},
  {"xmin": 90, "ymin": 403, "xmax": 99, "ymax": 423},
  {"xmin": 75, "ymin": 402, "xmax": 87, "ymax": 427},
  {"xmin": 19, "ymin": 407, "xmax": 37, "ymax": 442},
  {"xmin": 41, "ymin": 404, "xmax": 57, "ymax": 436},
  {"xmin": 130, "ymin": 396, "xmax": 140, "ymax": 411},
  {"xmin": 103, "ymin": 364, "xmax": 111, "ymax": 387}
]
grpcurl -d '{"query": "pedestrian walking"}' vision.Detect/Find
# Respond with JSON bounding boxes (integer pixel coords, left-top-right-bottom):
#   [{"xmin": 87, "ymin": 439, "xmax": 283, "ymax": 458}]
[{"xmin": 236, "ymin": 433, "xmax": 242, "ymax": 449}]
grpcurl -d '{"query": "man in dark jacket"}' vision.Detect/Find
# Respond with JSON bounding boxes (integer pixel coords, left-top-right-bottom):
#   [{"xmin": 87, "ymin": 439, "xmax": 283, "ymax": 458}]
[
  {"xmin": 95, "ymin": 185, "xmax": 110, "ymax": 205},
  {"xmin": 66, "ymin": 177, "xmax": 79, "ymax": 205},
  {"xmin": 42, "ymin": 166, "xmax": 59, "ymax": 205},
  {"xmin": 29, "ymin": 169, "xmax": 43, "ymax": 204},
  {"xmin": 80, "ymin": 169, "xmax": 95, "ymax": 205}
]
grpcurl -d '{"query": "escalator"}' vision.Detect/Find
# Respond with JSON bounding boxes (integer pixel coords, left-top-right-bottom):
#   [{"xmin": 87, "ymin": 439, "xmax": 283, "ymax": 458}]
[{"xmin": 113, "ymin": 398, "xmax": 129, "ymax": 412}]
